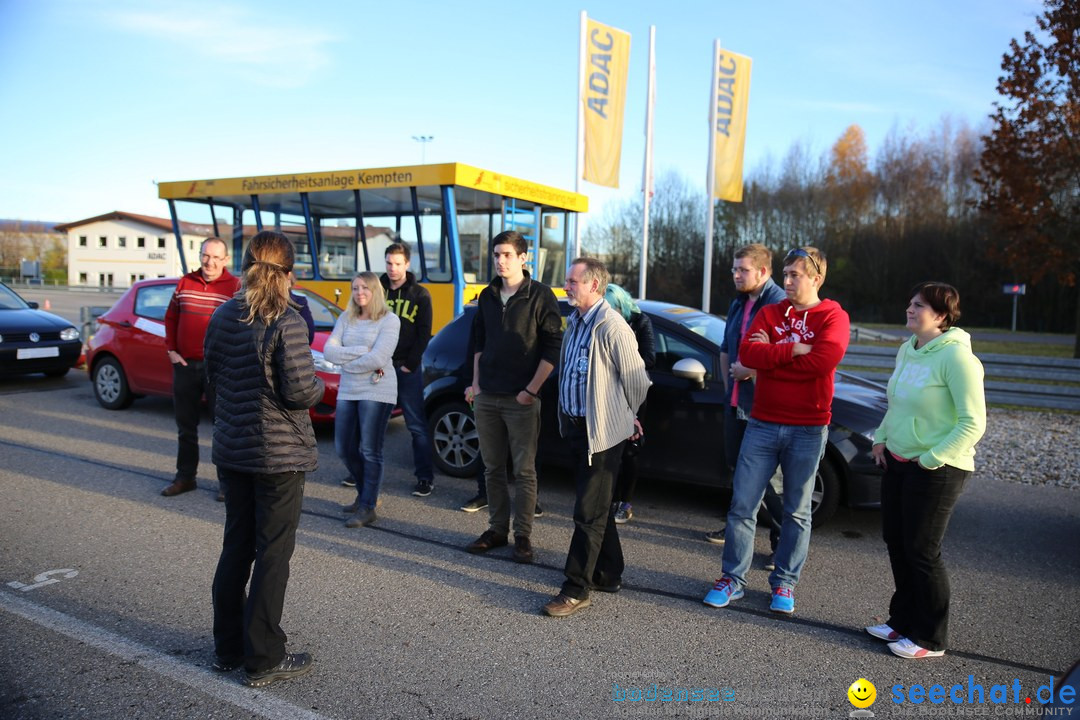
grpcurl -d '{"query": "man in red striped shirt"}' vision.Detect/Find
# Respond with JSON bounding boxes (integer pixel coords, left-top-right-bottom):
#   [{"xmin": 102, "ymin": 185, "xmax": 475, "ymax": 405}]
[{"xmin": 161, "ymin": 237, "xmax": 241, "ymax": 498}]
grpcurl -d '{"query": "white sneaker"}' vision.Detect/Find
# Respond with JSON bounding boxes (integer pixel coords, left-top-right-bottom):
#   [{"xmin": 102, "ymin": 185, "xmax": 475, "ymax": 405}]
[
  {"xmin": 888, "ymin": 638, "xmax": 945, "ymax": 659},
  {"xmin": 865, "ymin": 623, "xmax": 903, "ymax": 641}
]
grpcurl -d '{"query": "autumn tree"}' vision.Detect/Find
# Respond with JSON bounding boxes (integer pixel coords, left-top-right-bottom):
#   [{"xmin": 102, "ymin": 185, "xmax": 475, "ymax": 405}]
[{"xmin": 977, "ymin": 0, "xmax": 1080, "ymax": 356}]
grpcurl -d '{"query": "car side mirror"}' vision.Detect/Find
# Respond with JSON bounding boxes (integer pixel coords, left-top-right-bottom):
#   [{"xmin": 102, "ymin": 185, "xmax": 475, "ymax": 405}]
[
  {"xmin": 28, "ymin": 301, "xmax": 39, "ymax": 309},
  {"xmin": 672, "ymin": 358, "xmax": 706, "ymax": 390}
]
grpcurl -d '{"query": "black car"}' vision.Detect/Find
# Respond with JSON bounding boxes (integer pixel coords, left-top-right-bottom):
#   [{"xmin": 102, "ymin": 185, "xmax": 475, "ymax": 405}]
[
  {"xmin": 0, "ymin": 282, "xmax": 82, "ymax": 378},
  {"xmin": 422, "ymin": 299, "xmax": 887, "ymax": 526}
]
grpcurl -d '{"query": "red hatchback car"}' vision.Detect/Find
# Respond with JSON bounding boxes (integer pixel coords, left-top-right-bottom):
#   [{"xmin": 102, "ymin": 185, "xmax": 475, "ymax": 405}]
[{"xmin": 85, "ymin": 277, "xmax": 342, "ymax": 422}]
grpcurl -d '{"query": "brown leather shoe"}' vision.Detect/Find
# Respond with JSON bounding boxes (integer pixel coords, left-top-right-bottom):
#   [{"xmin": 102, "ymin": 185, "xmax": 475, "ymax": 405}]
[
  {"xmin": 466, "ymin": 530, "xmax": 508, "ymax": 554},
  {"xmin": 512, "ymin": 535, "xmax": 534, "ymax": 564},
  {"xmin": 542, "ymin": 593, "xmax": 591, "ymax": 617},
  {"xmin": 161, "ymin": 478, "xmax": 197, "ymax": 497}
]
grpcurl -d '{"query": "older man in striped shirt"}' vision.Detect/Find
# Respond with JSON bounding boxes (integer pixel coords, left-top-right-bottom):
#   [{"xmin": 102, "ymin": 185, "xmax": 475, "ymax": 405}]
[{"xmin": 543, "ymin": 257, "xmax": 651, "ymax": 618}]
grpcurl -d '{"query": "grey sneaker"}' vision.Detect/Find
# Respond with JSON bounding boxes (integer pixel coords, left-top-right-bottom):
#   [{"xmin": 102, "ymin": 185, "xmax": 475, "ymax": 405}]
[
  {"xmin": 461, "ymin": 495, "xmax": 488, "ymax": 512},
  {"xmin": 412, "ymin": 480, "xmax": 433, "ymax": 497},
  {"xmin": 243, "ymin": 652, "xmax": 314, "ymax": 687},
  {"xmin": 704, "ymin": 527, "xmax": 726, "ymax": 545},
  {"xmin": 345, "ymin": 507, "xmax": 376, "ymax": 528},
  {"xmin": 614, "ymin": 502, "xmax": 633, "ymax": 524}
]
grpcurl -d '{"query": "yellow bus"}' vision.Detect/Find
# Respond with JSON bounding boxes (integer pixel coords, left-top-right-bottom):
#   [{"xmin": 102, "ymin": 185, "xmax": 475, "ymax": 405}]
[{"xmin": 158, "ymin": 163, "xmax": 587, "ymax": 331}]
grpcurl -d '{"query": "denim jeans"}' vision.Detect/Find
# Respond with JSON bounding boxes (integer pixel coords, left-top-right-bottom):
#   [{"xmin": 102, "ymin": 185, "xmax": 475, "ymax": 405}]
[
  {"xmin": 335, "ymin": 399, "xmax": 394, "ymax": 511},
  {"xmin": 213, "ymin": 468, "xmax": 304, "ymax": 672},
  {"xmin": 724, "ymin": 404, "xmax": 784, "ymax": 550},
  {"xmin": 722, "ymin": 418, "xmax": 827, "ymax": 591},
  {"xmin": 395, "ymin": 366, "xmax": 433, "ymax": 483},
  {"xmin": 881, "ymin": 455, "xmax": 969, "ymax": 651},
  {"xmin": 173, "ymin": 360, "xmax": 213, "ymax": 481},
  {"xmin": 473, "ymin": 392, "xmax": 539, "ymax": 539}
]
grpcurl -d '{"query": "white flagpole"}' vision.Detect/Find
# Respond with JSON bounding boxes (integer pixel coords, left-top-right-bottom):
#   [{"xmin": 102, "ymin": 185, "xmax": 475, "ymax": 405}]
[
  {"xmin": 574, "ymin": 10, "xmax": 587, "ymax": 260},
  {"xmin": 703, "ymin": 40, "xmax": 720, "ymax": 313},
  {"xmin": 639, "ymin": 25, "xmax": 655, "ymax": 301}
]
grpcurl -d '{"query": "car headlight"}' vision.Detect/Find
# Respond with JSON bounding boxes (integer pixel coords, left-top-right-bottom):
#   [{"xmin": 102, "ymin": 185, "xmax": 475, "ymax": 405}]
[
  {"xmin": 311, "ymin": 349, "xmax": 341, "ymax": 375},
  {"xmin": 60, "ymin": 327, "xmax": 80, "ymax": 341}
]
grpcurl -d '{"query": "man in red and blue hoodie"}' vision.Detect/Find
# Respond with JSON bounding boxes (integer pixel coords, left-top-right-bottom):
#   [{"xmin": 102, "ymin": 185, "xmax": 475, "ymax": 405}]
[
  {"xmin": 161, "ymin": 237, "xmax": 240, "ymax": 498},
  {"xmin": 703, "ymin": 246, "xmax": 849, "ymax": 615}
]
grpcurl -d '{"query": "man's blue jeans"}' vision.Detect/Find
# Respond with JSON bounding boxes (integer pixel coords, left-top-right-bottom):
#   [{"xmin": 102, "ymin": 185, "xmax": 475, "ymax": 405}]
[
  {"xmin": 335, "ymin": 399, "xmax": 394, "ymax": 511},
  {"xmin": 721, "ymin": 418, "xmax": 827, "ymax": 591},
  {"xmin": 395, "ymin": 366, "xmax": 434, "ymax": 483}
]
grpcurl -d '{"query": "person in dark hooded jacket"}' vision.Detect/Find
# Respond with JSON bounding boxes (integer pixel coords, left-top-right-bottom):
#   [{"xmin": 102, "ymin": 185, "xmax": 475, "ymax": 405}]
[{"xmin": 204, "ymin": 230, "xmax": 324, "ymax": 688}]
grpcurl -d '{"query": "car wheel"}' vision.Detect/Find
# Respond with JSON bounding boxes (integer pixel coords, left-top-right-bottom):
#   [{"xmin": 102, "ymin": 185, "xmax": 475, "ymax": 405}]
[
  {"xmin": 428, "ymin": 401, "xmax": 482, "ymax": 478},
  {"xmin": 811, "ymin": 456, "xmax": 841, "ymax": 527},
  {"xmin": 93, "ymin": 357, "xmax": 134, "ymax": 410}
]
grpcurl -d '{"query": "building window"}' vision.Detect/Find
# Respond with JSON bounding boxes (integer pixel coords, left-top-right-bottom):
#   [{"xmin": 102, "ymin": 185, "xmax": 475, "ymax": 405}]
[
  {"xmin": 118, "ymin": 236, "xmax": 127, "ymax": 248},
  {"xmin": 189, "ymin": 239, "xmax": 195, "ymax": 251},
  {"xmin": 158, "ymin": 237, "xmax": 166, "ymax": 248},
  {"xmin": 98, "ymin": 236, "xmax": 107, "ymax": 248},
  {"xmin": 129, "ymin": 274, "xmax": 137, "ymax": 285},
  {"xmin": 79, "ymin": 272, "xmax": 87, "ymax": 284},
  {"xmin": 137, "ymin": 237, "xmax": 146, "ymax": 248},
  {"xmin": 157, "ymin": 273, "xmax": 165, "ymax": 278},
  {"xmin": 79, "ymin": 236, "xmax": 87, "ymax": 247}
]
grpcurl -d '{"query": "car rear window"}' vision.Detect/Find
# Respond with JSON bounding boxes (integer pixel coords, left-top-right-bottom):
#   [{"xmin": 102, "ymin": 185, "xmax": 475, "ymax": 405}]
[{"xmin": 134, "ymin": 284, "xmax": 176, "ymax": 321}]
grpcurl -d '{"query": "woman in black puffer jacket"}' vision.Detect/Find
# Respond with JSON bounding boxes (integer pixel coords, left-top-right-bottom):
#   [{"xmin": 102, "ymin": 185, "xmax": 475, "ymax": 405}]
[{"xmin": 204, "ymin": 230, "xmax": 324, "ymax": 688}]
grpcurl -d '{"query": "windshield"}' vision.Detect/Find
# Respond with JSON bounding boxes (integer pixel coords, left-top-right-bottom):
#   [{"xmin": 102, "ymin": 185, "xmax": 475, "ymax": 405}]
[
  {"xmin": 0, "ymin": 284, "xmax": 31, "ymax": 310},
  {"xmin": 669, "ymin": 313, "xmax": 726, "ymax": 347},
  {"xmin": 294, "ymin": 286, "xmax": 343, "ymax": 331}
]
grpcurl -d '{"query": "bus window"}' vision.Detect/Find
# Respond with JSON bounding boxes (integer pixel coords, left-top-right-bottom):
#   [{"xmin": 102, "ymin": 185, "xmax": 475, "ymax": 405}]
[
  {"xmin": 418, "ymin": 213, "xmax": 449, "ymax": 282},
  {"xmin": 317, "ymin": 218, "xmax": 357, "ymax": 279}
]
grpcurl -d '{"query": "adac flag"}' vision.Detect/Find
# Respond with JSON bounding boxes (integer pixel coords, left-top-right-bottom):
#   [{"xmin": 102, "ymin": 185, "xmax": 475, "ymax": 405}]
[
  {"xmin": 582, "ymin": 18, "xmax": 631, "ymax": 188},
  {"xmin": 711, "ymin": 48, "xmax": 752, "ymax": 202}
]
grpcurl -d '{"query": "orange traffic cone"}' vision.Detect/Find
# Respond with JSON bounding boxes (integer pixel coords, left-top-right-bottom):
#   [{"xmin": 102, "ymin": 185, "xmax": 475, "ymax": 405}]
[{"xmin": 44, "ymin": 299, "xmax": 51, "ymax": 310}]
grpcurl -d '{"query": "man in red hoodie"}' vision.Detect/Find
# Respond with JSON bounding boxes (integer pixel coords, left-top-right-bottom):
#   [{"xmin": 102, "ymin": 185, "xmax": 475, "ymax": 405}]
[
  {"xmin": 161, "ymin": 238, "xmax": 241, "ymax": 498},
  {"xmin": 702, "ymin": 246, "xmax": 849, "ymax": 615}
]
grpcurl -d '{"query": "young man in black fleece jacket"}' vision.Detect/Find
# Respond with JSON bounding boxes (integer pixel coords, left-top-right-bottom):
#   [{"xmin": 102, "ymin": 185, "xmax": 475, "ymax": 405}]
[
  {"xmin": 464, "ymin": 231, "xmax": 562, "ymax": 564},
  {"xmin": 379, "ymin": 243, "xmax": 435, "ymax": 497}
]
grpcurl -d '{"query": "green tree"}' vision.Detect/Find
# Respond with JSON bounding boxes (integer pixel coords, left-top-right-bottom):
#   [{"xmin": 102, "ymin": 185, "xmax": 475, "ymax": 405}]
[{"xmin": 977, "ymin": 0, "xmax": 1080, "ymax": 356}]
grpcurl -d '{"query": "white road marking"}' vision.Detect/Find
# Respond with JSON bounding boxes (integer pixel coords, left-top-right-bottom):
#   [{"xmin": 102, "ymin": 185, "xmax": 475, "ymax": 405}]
[
  {"xmin": 0, "ymin": 590, "xmax": 330, "ymax": 720},
  {"xmin": 8, "ymin": 568, "xmax": 78, "ymax": 591}
]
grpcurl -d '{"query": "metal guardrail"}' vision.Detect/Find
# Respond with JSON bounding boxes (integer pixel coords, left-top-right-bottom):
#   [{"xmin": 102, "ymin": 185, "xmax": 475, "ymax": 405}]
[{"xmin": 842, "ymin": 345, "xmax": 1080, "ymax": 411}]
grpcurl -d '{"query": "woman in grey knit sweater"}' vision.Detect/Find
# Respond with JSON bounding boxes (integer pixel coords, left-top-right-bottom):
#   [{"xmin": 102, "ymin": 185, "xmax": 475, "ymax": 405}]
[{"xmin": 324, "ymin": 272, "xmax": 400, "ymax": 527}]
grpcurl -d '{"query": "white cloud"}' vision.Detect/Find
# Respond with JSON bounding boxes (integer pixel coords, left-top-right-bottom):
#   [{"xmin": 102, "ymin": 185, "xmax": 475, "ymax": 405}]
[{"xmin": 106, "ymin": 2, "xmax": 338, "ymax": 88}]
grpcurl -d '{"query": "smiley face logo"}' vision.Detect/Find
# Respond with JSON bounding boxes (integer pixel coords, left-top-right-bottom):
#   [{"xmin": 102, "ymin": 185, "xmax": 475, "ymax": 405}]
[{"xmin": 848, "ymin": 678, "xmax": 876, "ymax": 709}]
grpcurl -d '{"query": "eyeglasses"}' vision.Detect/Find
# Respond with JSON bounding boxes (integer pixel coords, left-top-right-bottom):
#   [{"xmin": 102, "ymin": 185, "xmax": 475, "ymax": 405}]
[
  {"xmin": 784, "ymin": 248, "xmax": 821, "ymax": 276},
  {"xmin": 200, "ymin": 254, "xmax": 227, "ymax": 263}
]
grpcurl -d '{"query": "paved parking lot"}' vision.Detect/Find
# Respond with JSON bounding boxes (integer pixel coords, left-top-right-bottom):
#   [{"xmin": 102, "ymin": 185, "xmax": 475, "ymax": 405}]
[{"xmin": 0, "ymin": 373, "xmax": 1077, "ymax": 719}]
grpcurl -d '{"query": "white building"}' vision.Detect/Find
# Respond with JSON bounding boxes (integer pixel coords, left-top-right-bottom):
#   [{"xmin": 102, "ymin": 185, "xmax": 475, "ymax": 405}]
[{"xmin": 55, "ymin": 211, "xmax": 210, "ymax": 288}]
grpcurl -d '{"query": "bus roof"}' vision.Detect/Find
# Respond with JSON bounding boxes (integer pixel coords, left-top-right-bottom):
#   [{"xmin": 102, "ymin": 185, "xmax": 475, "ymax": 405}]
[{"xmin": 158, "ymin": 162, "xmax": 588, "ymax": 214}]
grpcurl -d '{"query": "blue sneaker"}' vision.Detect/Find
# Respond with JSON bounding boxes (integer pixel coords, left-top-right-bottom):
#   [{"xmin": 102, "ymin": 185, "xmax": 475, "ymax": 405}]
[
  {"xmin": 703, "ymin": 577, "xmax": 743, "ymax": 608},
  {"xmin": 770, "ymin": 586, "xmax": 795, "ymax": 614}
]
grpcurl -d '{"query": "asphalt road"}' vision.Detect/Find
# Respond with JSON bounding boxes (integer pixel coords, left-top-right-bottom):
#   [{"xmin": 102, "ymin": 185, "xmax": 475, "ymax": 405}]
[{"xmin": 0, "ymin": 373, "xmax": 1078, "ymax": 719}]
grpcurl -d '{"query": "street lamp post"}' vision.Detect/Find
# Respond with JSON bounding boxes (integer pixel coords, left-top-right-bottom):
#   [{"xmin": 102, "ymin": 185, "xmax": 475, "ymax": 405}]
[{"xmin": 412, "ymin": 135, "xmax": 434, "ymax": 164}]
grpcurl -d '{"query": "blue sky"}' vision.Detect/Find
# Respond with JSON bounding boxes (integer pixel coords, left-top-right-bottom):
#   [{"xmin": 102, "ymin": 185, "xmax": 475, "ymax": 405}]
[{"xmin": 0, "ymin": 0, "xmax": 1043, "ymax": 227}]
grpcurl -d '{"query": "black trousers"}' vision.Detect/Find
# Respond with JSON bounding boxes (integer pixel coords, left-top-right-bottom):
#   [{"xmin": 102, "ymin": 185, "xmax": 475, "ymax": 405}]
[
  {"xmin": 561, "ymin": 423, "xmax": 625, "ymax": 600},
  {"xmin": 172, "ymin": 360, "xmax": 213, "ymax": 481},
  {"xmin": 212, "ymin": 469, "xmax": 305, "ymax": 672},
  {"xmin": 881, "ymin": 455, "xmax": 969, "ymax": 651}
]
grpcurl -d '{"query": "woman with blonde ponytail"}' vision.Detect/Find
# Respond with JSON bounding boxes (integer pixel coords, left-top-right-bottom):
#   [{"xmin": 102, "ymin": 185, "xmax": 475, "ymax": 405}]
[
  {"xmin": 324, "ymin": 271, "xmax": 400, "ymax": 528},
  {"xmin": 203, "ymin": 230, "xmax": 324, "ymax": 687}
]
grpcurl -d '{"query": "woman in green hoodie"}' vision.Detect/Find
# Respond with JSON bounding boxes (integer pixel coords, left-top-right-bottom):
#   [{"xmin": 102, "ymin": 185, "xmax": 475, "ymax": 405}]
[{"xmin": 866, "ymin": 282, "xmax": 986, "ymax": 660}]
